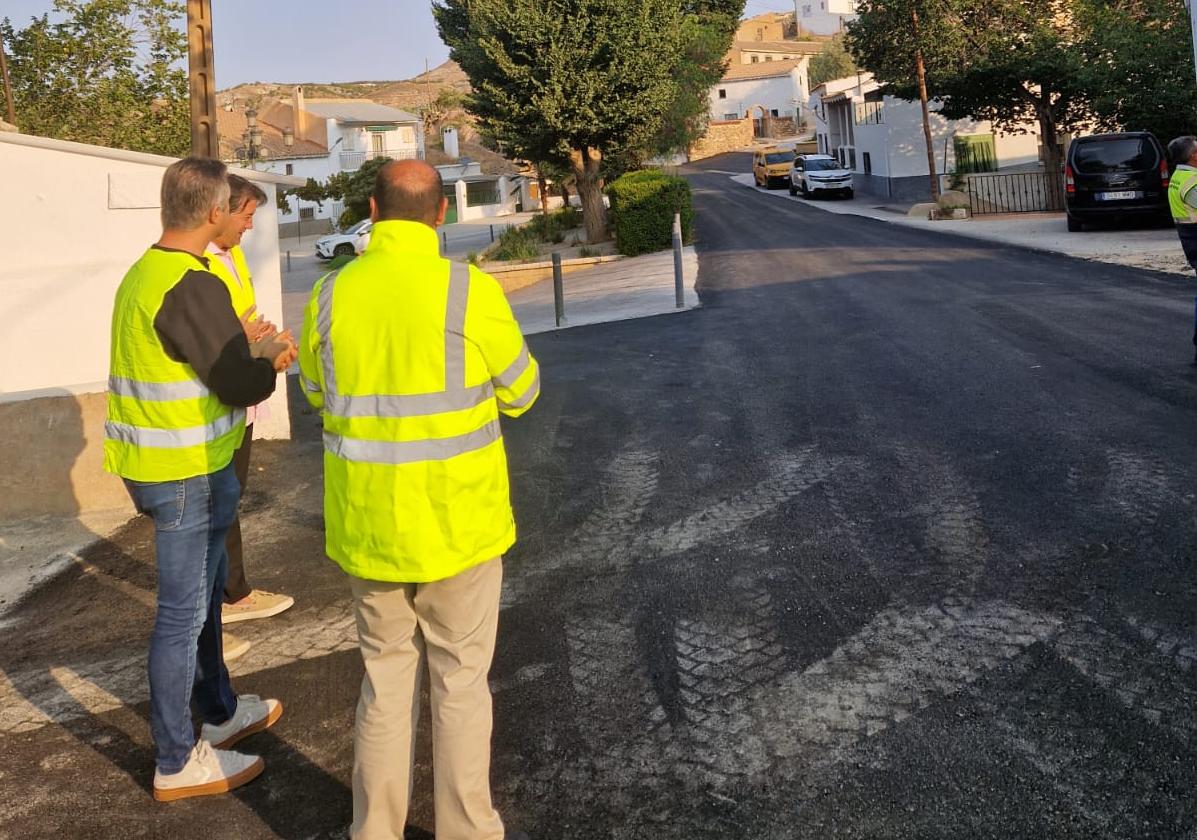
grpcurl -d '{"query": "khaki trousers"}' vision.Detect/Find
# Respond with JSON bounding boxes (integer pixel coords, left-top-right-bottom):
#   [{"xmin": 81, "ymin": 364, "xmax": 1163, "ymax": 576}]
[{"xmin": 349, "ymin": 558, "xmax": 505, "ymax": 840}]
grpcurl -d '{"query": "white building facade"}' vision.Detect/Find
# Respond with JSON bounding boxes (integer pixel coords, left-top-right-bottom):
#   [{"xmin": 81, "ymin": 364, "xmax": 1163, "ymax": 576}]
[
  {"xmin": 710, "ymin": 61, "xmax": 810, "ymax": 132},
  {"xmin": 810, "ymin": 74, "xmax": 1042, "ymax": 200},
  {"xmin": 796, "ymin": 0, "xmax": 857, "ymax": 35}
]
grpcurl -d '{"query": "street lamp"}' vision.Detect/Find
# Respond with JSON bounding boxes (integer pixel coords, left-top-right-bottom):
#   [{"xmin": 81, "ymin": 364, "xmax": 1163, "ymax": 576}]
[{"xmin": 244, "ymin": 107, "xmax": 264, "ymax": 168}]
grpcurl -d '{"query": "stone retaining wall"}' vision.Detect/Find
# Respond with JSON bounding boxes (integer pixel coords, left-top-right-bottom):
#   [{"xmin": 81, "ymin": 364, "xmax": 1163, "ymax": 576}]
[{"xmin": 690, "ymin": 118, "xmax": 754, "ymax": 161}]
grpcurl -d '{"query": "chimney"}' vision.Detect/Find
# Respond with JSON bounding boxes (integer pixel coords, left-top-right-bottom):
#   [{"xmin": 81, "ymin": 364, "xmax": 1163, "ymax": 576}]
[
  {"xmin": 293, "ymin": 85, "xmax": 306, "ymax": 137},
  {"xmin": 443, "ymin": 127, "xmax": 460, "ymax": 161}
]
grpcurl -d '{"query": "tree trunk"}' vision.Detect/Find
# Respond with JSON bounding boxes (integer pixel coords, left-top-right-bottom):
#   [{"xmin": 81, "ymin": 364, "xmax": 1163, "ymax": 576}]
[
  {"xmin": 911, "ymin": 9, "xmax": 940, "ymax": 202},
  {"xmin": 1037, "ymin": 101, "xmax": 1064, "ymax": 211},
  {"xmin": 571, "ymin": 146, "xmax": 608, "ymax": 244},
  {"xmin": 536, "ymin": 168, "xmax": 550, "ymax": 217}
]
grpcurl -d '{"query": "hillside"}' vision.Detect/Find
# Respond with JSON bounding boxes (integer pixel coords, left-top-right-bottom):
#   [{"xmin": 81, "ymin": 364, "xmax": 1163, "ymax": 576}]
[{"xmin": 218, "ymin": 61, "xmax": 470, "ymax": 113}]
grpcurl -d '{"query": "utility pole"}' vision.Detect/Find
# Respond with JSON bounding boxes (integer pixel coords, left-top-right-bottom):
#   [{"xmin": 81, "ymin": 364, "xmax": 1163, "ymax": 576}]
[
  {"xmin": 186, "ymin": 0, "xmax": 219, "ymax": 158},
  {"xmin": 1188, "ymin": 0, "xmax": 1197, "ymax": 86},
  {"xmin": 911, "ymin": 8, "xmax": 940, "ymax": 202},
  {"xmin": 0, "ymin": 36, "xmax": 16, "ymax": 127}
]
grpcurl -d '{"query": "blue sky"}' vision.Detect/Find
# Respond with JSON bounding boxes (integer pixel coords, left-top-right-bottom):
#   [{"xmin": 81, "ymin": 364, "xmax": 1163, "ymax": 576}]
[{"xmin": 3, "ymin": 1, "xmax": 452, "ymax": 86}]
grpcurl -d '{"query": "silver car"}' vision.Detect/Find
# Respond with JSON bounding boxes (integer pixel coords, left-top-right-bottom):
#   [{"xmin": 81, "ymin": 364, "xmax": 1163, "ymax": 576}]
[{"xmin": 790, "ymin": 154, "xmax": 854, "ymax": 199}]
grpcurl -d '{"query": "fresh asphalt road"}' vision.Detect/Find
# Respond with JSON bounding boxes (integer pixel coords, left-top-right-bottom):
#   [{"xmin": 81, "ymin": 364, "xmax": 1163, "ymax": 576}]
[{"xmin": 4, "ymin": 151, "xmax": 1197, "ymax": 838}]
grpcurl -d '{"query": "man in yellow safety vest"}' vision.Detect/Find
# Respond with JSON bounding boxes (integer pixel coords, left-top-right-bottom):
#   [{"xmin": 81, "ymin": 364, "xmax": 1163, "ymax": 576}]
[
  {"xmin": 1167, "ymin": 135, "xmax": 1197, "ymax": 363},
  {"xmin": 299, "ymin": 160, "xmax": 539, "ymax": 840},
  {"xmin": 206, "ymin": 175, "xmax": 295, "ymax": 645},
  {"xmin": 105, "ymin": 157, "xmax": 296, "ymax": 801}
]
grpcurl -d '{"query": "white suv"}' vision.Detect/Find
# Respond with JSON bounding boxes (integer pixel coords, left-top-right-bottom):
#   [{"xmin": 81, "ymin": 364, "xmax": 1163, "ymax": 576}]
[
  {"xmin": 790, "ymin": 154, "xmax": 854, "ymax": 199},
  {"xmin": 315, "ymin": 220, "xmax": 372, "ymax": 260}
]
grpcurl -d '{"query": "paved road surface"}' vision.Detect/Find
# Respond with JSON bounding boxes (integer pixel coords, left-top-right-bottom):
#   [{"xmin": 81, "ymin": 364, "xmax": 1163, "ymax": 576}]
[{"xmin": 3, "ymin": 152, "xmax": 1197, "ymax": 838}]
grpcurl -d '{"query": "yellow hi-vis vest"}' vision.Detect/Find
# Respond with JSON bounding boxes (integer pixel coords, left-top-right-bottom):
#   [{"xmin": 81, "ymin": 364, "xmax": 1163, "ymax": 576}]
[
  {"xmin": 298, "ymin": 220, "xmax": 540, "ymax": 583},
  {"xmin": 104, "ymin": 247, "xmax": 246, "ymax": 482},
  {"xmin": 204, "ymin": 244, "xmax": 257, "ymax": 321},
  {"xmin": 1170, "ymin": 166, "xmax": 1197, "ymax": 224}
]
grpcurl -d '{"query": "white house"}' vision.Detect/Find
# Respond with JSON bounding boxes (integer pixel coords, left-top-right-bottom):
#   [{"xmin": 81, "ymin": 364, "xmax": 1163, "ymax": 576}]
[
  {"xmin": 0, "ymin": 131, "xmax": 302, "ymax": 522},
  {"xmin": 810, "ymin": 73, "xmax": 1042, "ymax": 200},
  {"xmin": 796, "ymin": 0, "xmax": 858, "ymax": 35},
  {"xmin": 220, "ymin": 89, "xmax": 425, "ymax": 236},
  {"xmin": 710, "ymin": 59, "xmax": 811, "ymax": 135}
]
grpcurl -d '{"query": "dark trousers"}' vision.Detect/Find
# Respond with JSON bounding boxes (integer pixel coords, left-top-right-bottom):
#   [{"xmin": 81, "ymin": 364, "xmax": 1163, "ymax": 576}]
[
  {"xmin": 223, "ymin": 424, "xmax": 253, "ymax": 603},
  {"xmin": 1178, "ymin": 225, "xmax": 1197, "ymax": 346}
]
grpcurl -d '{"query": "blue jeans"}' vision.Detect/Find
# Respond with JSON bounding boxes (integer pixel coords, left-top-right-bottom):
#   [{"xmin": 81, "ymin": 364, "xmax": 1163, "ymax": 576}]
[{"xmin": 125, "ymin": 463, "xmax": 241, "ymax": 773}]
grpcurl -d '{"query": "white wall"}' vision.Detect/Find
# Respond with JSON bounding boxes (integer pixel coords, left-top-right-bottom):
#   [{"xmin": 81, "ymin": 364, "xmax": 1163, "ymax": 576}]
[
  {"xmin": 254, "ymin": 154, "xmax": 339, "ymax": 224},
  {"xmin": 710, "ymin": 70, "xmax": 807, "ymax": 124},
  {"xmin": 0, "ymin": 134, "xmax": 297, "ymax": 441},
  {"xmin": 795, "ymin": 0, "xmax": 857, "ymax": 36}
]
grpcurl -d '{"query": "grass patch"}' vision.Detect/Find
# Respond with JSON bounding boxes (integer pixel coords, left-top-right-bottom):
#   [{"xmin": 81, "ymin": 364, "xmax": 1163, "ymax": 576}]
[{"xmin": 491, "ymin": 226, "xmax": 541, "ymax": 262}]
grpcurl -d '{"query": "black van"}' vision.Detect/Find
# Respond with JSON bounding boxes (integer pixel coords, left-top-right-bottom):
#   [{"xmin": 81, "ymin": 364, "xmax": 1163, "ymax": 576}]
[{"xmin": 1065, "ymin": 132, "xmax": 1170, "ymax": 231}]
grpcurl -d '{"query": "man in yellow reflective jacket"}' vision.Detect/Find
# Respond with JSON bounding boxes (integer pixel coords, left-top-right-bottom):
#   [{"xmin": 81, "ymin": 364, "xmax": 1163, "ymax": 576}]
[
  {"xmin": 206, "ymin": 175, "xmax": 295, "ymax": 636},
  {"xmin": 299, "ymin": 160, "xmax": 538, "ymax": 840},
  {"xmin": 1168, "ymin": 135, "xmax": 1197, "ymax": 363}
]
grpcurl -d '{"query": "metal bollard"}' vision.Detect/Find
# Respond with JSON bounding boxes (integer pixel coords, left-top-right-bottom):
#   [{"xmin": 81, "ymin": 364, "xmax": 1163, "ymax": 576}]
[
  {"xmin": 553, "ymin": 252, "xmax": 566, "ymax": 327},
  {"xmin": 286, "ymin": 251, "xmax": 291, "ymax": 273},
  {"xmin": 441, "ymin": 230, "xmax": 448, "ymax": 253},
  {"xmin": 490, "ymin": 224, "xmax": 495, "ymax": 243},
  {"xmin": 672, "ymin": 212, "xmax": 685, "ymax": 309}
]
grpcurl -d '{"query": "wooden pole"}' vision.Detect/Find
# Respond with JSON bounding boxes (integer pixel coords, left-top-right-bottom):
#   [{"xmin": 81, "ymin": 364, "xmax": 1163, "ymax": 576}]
[
  {"xmin": 0, "ymin": 37, "xmax": 16, "ymax": 127},
  {"xmin": 186, "ymin": 0, "xmax": 219, "ymax": 158},
  {"xmin": 912, "ymin": 9, "xmax": 940, "ymax": 202}
]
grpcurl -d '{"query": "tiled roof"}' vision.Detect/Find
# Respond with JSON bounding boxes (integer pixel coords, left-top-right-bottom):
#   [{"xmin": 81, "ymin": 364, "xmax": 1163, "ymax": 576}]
[
  {"xmin": 302, "ymin": 100, "xmax": 422, "ymax": 124},
  {"xmin": 721, "ymin": 59, "xmax": 806, "ymax": 83},
  {"xmin": 735, "ymin": 40, "xmax": 824, "ymax": 54},
  {"xmin": 217, "ymin": 106, "xmax": 328, "ymax": 162}
]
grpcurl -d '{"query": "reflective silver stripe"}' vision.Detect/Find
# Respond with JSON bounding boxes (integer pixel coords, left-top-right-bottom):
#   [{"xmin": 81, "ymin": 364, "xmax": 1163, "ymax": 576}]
[
  {"xmin": 444, "ymin": 262, "xmax": 470, "ymax": 390},
  {"xmin": 316, "ymin": 270, "xmax": 343, "ymax": 399},
  {"xmin": 498, "ymin": 369, "xmax": 540, "ymax": 411},
  {"xmin": 493, "ymin": 344, "xmax": 531, "ymax": 390},
  {"xmin": 299, "ymin": 371, "xmax": 322, "ymax": 394},
  {"xmin": 107, "ymin": 375, "xmax": 209, "ymax": 401},
  {"xmin": 325, "ymin": 381, "xmax": 494, "ymax": 418},
  {"xmin": 323, "ymin": 419, "xmax": 501, "ymax": 465},
  {"xmin": 104, "ymin": 409, "xmax": 244, "ymax": 449}
]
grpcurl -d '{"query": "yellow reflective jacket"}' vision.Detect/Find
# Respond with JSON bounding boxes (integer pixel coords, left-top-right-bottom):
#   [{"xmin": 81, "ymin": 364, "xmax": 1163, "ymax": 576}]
[
  {"xmin": 298, "ymin": 220, "xmax": 540, "ymax": 582},
  {"xmin": 105, "ymin": 248, "xmax": 246, "ymax": 482},
  {"xmin": 204, "ymin": 244, "xmax": 257, "ymax": 321}
]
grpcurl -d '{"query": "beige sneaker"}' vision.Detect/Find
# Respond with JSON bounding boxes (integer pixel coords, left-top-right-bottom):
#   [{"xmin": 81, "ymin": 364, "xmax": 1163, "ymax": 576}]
[
  {"xmin": 201, "ymin": 694, "xmax": 284, "ymax": 749},
  {"xmin": 152, "ymin": 740, "xmax": 263, "ymax": 802},
  {"xmin": 223, "ymin": 631, "xmax": 251, "ymax": 662},
  {"xmin": 222, "ymin": 590, "xmax": 295, "ymax": 624}
]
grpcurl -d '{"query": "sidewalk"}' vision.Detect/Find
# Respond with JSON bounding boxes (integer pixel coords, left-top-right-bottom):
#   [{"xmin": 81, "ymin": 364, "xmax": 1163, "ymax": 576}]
[{"xmin": 730, "ymin": 173, "xmax": 1191, "ymax": 276}]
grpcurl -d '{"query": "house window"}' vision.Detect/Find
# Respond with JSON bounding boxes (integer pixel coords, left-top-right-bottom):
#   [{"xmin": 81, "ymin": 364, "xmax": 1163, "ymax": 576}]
[
  {"xmin": 751, "ymin": 55, "xmax": 759, "ymax": 63},
  {"xmin": 723, "ymin": 113, "xmax": 739, "ymax": 121},
  {"xmin": 862, "ymin": 152, "xmax": 872, "ymax": 175},
  {"xmin": 399, "ymin": 126, "xmax": 415, "ymax": 144},
  {"xmin": 285, "ymin": 163, "xmax": 294, "ymax": 175},
  {"xmin": 299, "ymin": 207, "xmax": 315, "ymax": 220},
  {"xmin": 371, "ymin": 132, "xmax": 386, "ymax": 155},
  {"xmin": 718, "ymin": 89, "xmax": 727, "ymax": 99},
  {"xmin": 765, "ymin": 55, "xmax": 773, "ymax": 62},
  {"xmin": 771, "ymin": 109, "xmax": 779, "ymax": 117}
]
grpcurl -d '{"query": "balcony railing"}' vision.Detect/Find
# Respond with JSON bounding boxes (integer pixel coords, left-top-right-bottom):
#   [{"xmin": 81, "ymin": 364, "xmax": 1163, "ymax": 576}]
[{"xmin": 339, "ymin": 148, "xmax": 421, "ymax": 170}]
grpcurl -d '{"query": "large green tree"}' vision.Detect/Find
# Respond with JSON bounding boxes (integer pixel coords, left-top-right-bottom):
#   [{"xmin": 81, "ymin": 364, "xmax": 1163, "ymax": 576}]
[
  {"xmin": 809, "ymin": 33, "xmax": 858, "ymax": 88},
  {"xmin": 434, "ymin": 0, "xmax": 696, "ymax": 243},
  {"xmin": 1075, "ymin": 0, "xmax": 1197, "ymax": 148},
  {"xmin": 1, "ymin": 0, "xmax": 188, "ymax": 155},
  {"xmin": 849, "ymin": 0, "xmax": 1089, "ymax": 204}
]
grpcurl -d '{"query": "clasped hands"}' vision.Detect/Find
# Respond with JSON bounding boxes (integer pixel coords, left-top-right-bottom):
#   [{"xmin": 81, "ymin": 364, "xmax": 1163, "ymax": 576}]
[{"xmin": 241, "ymin": 306, "xmax": 298, "ymax": 372}]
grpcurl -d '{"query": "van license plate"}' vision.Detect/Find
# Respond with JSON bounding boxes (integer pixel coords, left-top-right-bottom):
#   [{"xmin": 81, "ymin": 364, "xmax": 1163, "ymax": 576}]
[{"xmin": 1096, "ymin": 190, "xmax": 1142, "ymax": 201}]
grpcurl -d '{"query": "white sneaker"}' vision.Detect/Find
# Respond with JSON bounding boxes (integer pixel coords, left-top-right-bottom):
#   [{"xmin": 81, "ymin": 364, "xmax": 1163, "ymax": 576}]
[
  {"xmin": 152, "ymin": 740, "xmax": 263, "ymax": 802},
  {"xmin": 201, "ymin": 694, "xmax": 283, "ymax": 749},
  {"xmin": 222, "ymin": 590, "xmax": 295, "ymax": 624},
  {"xmin": 223, "ymin": 631, "xmax": 251, "ymax": 662}
]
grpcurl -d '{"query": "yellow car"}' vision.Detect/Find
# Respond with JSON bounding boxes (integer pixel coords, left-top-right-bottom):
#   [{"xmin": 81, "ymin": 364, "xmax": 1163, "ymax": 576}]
[{"xmin": 753, "ymin": 147, "xmax": 796, "ymax": 190}]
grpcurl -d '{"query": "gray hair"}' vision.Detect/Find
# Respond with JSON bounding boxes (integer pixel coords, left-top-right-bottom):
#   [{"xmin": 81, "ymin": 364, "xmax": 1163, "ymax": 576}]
[
  {"xmin": 161, "ymin": 157, "xmax": 230, "ymax": 230},
  {"xmin": 228, "ymin": 174, "xmax": 268, "ymax": 212},
  {"xmin": 1168, "ymin": 136, "xmax": 1197, "ymax": 168}
]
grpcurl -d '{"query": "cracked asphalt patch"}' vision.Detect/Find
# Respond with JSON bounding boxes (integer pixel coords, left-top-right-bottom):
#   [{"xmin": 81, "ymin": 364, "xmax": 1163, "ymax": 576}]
[{"xmin": 5, "ymin": 152, "xmax": 1197, "ymax": 838}]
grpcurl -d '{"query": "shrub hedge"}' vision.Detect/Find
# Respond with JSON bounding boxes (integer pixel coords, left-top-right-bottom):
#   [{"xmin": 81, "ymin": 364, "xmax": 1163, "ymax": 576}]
[{"xmin": 606, "ymin": 170, "xmax": 694, "ymax": 257}]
